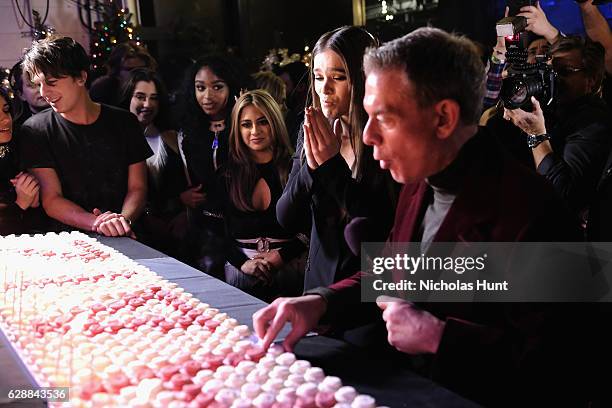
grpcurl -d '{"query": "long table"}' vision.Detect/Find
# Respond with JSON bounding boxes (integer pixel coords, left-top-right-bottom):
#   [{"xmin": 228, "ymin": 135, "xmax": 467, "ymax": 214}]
[{"xmin": 0, "ymin": 236, "xmax": 480, "ymax": 407}]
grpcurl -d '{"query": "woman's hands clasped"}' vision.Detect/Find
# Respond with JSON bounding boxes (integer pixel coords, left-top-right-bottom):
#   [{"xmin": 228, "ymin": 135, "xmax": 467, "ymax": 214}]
[{"xmin": 303, "ymin": 107, "xmax": 343, "ymax": 170}]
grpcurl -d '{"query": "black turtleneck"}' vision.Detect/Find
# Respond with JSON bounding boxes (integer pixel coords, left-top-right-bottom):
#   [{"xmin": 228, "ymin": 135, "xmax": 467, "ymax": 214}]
[{"xmin": 419, "ymin": 132, "xmax": 479, "ymax": 252}]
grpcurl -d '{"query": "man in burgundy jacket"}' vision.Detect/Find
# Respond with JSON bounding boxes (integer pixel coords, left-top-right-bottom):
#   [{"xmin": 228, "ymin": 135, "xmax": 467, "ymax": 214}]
[{"xmin": 254, "ymin": 28, "xmax": 603, "ymax": 407}]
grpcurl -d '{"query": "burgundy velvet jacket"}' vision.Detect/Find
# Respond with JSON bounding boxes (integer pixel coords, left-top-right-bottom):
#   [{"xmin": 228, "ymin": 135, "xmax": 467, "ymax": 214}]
[{"xmin": 308, "ymin": 129, "xmax": 604, "ymax": 407}]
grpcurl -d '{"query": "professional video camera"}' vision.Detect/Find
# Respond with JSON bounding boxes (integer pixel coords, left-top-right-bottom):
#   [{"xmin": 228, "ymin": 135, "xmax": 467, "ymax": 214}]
[{"xmin": 496, "ymin": 0, "xmax": 556, "ymax": 110}]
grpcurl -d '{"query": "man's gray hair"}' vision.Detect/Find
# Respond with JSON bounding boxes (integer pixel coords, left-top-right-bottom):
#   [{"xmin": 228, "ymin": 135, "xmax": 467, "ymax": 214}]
[{"xmin": 364, "ymin": 27, "xmax": 486, "ymax": 125}]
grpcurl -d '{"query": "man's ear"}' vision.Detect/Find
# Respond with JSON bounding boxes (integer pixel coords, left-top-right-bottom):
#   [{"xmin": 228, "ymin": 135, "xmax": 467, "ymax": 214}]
[
  {"xmin": 433, "ymin": 99, "xmax": 461, "ymax": 140},
  {"xmin": 77, "ymin": 71, "xmax": 88, "ymax": 86}
]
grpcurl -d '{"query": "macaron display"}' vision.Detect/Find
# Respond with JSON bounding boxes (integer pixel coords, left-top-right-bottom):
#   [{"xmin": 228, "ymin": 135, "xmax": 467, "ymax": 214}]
[{"xmin": 0, "ymin": 232, "xmax": 381, "ymax": 407}]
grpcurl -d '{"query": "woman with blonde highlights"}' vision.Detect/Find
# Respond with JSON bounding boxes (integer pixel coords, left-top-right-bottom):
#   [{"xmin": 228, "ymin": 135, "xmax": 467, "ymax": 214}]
[{"xmin": 221, "ymin": 90, "xmax": 306, "ymax": 301}]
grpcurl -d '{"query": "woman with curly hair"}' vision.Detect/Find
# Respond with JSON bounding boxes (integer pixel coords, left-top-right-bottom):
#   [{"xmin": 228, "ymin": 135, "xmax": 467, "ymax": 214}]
[{"xmin": 176, "ymin": 54, "xmax": 253, "ymax": 276}]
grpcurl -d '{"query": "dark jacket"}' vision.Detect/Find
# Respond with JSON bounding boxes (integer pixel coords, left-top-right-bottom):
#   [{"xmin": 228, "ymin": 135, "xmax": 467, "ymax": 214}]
[
  {"xmin": 538, "ymin": 95, "xmax": 612, "ymax": 217},
  {"xmin": 310, "ymin": 128, "xmax": 600, "ymax": 407},
  {"xmin": 277, "ymin": 131, "xmax": 398, "ymax": 291},
  {"xmin": 587, "ymin": 147, "xmax": 612, "ymax": 241}
]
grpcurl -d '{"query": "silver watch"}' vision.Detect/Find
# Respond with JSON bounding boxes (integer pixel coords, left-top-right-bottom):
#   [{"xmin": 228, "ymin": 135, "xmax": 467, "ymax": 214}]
[{"xmin": 527, "ymin": 133, "xmax": 551, "ymax": 149}]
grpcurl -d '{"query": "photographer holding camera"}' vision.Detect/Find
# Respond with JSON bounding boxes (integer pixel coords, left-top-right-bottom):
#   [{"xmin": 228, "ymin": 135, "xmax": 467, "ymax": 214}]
[
  {"xmin": 504, "ymin": 35, "xmax": 612, "ymax": 226},
  {"xmin": 573, "ymin": 0, "xmax": 612, "ymax": 240}
]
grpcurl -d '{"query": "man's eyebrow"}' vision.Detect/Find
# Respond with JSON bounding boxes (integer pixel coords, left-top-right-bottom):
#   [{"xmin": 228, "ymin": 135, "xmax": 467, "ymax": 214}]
[{"xmin": 370, "ymin": 106, "xmax": 398, "ymax": 115}]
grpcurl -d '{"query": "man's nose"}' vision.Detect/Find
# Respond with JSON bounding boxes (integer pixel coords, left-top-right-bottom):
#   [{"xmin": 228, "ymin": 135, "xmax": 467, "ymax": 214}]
[
  {"xmin": 363, "ymin": 119, "xmax": 377, "ymax": 146},
  {"xmin": 39, "ymin": 83, "xmax": 49, "ymax": 98}
]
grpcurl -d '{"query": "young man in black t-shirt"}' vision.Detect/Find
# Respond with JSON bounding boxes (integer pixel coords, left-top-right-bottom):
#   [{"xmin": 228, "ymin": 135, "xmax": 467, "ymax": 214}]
[{"xmin": 19, "ymin": 36, "xmax": 152, "ymax": 237}]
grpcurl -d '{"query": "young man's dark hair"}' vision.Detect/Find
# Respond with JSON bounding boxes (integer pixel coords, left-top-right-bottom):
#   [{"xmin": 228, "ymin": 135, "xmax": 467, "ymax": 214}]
[
  {"xmin": 22, "ymin": 36, "xmax": 90, "ymax": 81},
  {"xmin": 19, "ymin": 35, "xmax": 152, "ymax": 238}
]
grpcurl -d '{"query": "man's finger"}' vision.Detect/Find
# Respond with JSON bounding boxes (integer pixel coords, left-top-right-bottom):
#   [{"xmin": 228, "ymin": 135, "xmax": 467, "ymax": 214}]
[
  {"xmin": 94, "ymin": 212, "xmax": 118, "ymax": 229},
  {"xmin": 531, "ymin": 96, "xmax": 542, "ymax": 114},
  {"xmin": 14, "ymin": 176, "xmax": 25, "ymax": 188},
  {"xmin": 103, "ymin": 221, "xmax": 120, "ymax": 237},
  {"xmin": 282, "ymin": 325, "xmax": 306, "ymax": 352},
  {"xmin": 253, "ymin": 304, "xmax": 277, "ymax": 340},
  {"xmin": 118, "ymin": 217, "xmax": 132, "ymax": 236},
  {"xmin": 23, "ymin": 176, "xmax": 36, "ymax": 191},
  {"xmin": 261, "ymin": 306, "xmax": 290, "ymax": 351},
  {"xmin": 376, "ymin": 295, "xmax": 404, "ymax": 310},
  {"xmin": 96, "ymin": 223, "xmax": 109, "ymax": 236}
]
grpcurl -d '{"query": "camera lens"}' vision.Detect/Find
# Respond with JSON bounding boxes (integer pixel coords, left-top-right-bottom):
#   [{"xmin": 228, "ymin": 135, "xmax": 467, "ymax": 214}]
[
  {"xmin": 509, "ymin": 83, "xmax": 528, "ymax": 106},
  {"xmin": 501, "ymin": 76, "xmax": 543, "ymax": 109}
]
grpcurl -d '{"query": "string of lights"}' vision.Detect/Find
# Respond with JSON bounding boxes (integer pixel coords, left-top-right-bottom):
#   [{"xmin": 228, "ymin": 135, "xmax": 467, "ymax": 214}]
[{"xmin": 89, "ymin": 1, "xmax": 140, "ymax": 74}]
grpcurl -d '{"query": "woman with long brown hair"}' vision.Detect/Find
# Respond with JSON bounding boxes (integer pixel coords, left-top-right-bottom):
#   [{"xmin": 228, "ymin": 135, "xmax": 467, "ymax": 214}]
[
  {"xmin": 221, "ymin": 90, "xmax": 306, "ymax": 301},
  {"xmin": 277, "ymin": 26, "xmax": 399, "ymax": 291}
]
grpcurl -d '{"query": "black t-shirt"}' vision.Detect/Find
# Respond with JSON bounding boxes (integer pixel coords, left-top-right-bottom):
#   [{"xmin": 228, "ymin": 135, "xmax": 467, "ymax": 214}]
[{"xmin": 19, "ymin": 104, "xmax": 152, "ymax": 214}]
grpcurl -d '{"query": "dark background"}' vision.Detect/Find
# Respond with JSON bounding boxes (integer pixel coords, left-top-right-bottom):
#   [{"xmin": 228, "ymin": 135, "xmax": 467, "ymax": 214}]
[{"xmin": 135, "ymin": 0, "xmax": 612, "ymax": 72}]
